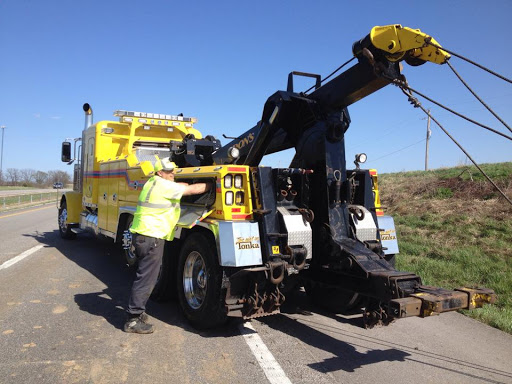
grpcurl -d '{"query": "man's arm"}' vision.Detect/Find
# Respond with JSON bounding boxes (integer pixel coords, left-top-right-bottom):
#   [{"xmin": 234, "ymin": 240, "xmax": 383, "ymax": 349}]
[{"xmin": 182, "ymin": 182, "xmax": 212, "ymax": 196}]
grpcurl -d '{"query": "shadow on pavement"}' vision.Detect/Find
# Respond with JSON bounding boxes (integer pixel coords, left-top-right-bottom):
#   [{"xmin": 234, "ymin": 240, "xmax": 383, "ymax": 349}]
[
  {"xmin": 258, "ymin": 290, "xmax": 410, "ymax": 373},
  {"xmin": 25, "ymin": 229, "xmax": 241, "ymax": 338},
  {"xmin": 259, "ymin": 291, "xmax": 512, "ymax": 382},
  {"xmin": 24, "ymin": 230, "xmax": 161, "ymax": 329},
  {"xmin": 24, "ymin": 230, "xmax": 512, "ymax": 382}
]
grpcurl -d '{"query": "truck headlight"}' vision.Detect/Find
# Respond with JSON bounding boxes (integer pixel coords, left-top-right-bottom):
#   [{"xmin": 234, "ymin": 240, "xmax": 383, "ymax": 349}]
[
  {"xmin": 228, "ymin": 146, "xmax": 240, "ymax": 160},
  {"xmin": 234, "ymin": 175, "xmax": 243, "ymax": 188},
  {"xmin": 224, "ymin": 174, "xmax": 233, "ymax": 188},
  {"xmin": 355, "ymin": 153, "xmax": 367, "ymax": 163},
  {"xmin": 225, "ymin": 191, "xmax": 234, "ymax": 205}
]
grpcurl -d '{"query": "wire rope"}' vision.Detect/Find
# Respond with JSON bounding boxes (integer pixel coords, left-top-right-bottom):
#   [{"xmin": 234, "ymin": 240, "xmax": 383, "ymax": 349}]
[
  {"xmin": 392, "ymin": 81, "xmax": 512, "ymax": 142},
  {"xmin": 446, "ymin": 61, "xmax": 512, "ymax": 134},
  {"xmin": 304, "ymin": 57, "xmax": 356, "ymax": 94},
  {"xmin": 397, "ymin": 83, "xmax": 512, "ymax": 206},
  {"xmin": 426, "ymin": 40, "xmax": 512, "ymax": 84}
]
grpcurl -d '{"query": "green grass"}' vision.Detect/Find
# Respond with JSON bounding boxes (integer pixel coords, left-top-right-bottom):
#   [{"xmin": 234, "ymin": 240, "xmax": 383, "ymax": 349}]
[
  {"xmin": 385, "ymin": 162, "xmax": 512, "ymax": 181},
  {"xmin": 380, "ymin": 162, "xmax": 512, "ymax": 334},
  {"xmin": 0, "ymin": 186, "xmax": 38, "ymax": 191},
  {"xmin": 0, "ymin": 192, "xmax": 60, "ymax": 210}
]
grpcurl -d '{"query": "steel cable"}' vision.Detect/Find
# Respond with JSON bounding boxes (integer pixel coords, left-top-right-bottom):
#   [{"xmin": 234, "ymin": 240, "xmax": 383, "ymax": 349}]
[
  {"xmin": 391, "ymin": 80, "xmax": 512, "ymax": 142},
  {"xmin": 397, "ymin": 84, "xmax": 512, "ymax": 206},
  {"xmin": 447, "ymin": 61, "xmax": 512, "ymax": 134},
  {"xmin": 304, "ymin": 57, "xmax": 356, "ymax": 94},
  {"xmin": 426, "ymin": 40, "xmax": 512, "ymax": 84}
]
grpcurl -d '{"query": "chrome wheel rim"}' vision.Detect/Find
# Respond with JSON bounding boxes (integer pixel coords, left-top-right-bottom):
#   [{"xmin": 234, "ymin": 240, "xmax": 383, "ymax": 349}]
[
  {"xmin": 122, "ymin": 230, "xmax": 136, "ymax": 262},
  {"xmin": 183, "ymin": 251, "xmax": 207, "ymax": 310},
  {"xmin": 58, "ymin": 208, "xmax": 68, "ymax": 232}
]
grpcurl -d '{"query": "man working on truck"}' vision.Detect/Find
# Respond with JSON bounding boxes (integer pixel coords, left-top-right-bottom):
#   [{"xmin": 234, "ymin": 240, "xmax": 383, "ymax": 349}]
[{"xmin": 125, "ymin": 157, "xmax": 211, "ymax": 334}]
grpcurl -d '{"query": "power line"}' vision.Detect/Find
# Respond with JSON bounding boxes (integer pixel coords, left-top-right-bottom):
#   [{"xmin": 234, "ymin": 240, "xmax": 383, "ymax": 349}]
[{"xmin": 366, "ymin": 138, "xmax": 426, "ymax": 163}]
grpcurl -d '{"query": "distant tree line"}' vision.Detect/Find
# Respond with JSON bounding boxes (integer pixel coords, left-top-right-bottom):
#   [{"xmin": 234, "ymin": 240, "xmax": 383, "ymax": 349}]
[{"xmin": 0, "ymin": 169, "xmax": 71, "ymax": 187}]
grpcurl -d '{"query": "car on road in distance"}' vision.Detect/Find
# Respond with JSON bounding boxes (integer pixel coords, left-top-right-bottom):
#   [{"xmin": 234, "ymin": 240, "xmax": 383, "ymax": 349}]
[{"xmin": 53, "ymin": 182, "xmax": 63, "ymax": 189}]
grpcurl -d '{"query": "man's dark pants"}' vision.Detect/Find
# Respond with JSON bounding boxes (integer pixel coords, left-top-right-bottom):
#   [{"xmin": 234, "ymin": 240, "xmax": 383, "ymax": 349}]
[{"xmin": 127, "ymin": 233, "xmax": 166, "ymax": 316}]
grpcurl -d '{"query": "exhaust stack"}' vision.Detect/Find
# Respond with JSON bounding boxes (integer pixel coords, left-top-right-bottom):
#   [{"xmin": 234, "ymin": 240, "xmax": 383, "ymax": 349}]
[{"xmin": 83, "ymin": 103, "xmax": 93, "ymax": 130}]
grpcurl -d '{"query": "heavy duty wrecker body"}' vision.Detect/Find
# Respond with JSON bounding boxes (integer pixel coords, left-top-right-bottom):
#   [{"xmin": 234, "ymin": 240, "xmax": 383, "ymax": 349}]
[{"xmin": 60, "ymin": 25, "xmax": 495, "ymax": 328}]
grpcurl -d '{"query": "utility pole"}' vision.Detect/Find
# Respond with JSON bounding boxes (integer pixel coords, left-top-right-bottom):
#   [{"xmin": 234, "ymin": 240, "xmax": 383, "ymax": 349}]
[
  {"xmin": 424, "ymin": 110, "xmax": 431, "ymax": 171},
  {"xmin": 0, "ymin": 125, "xmax": 5, "ymax": 182}
]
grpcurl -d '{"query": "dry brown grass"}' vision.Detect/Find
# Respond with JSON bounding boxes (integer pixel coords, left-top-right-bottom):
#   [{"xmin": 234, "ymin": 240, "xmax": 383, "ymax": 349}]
[{"xmin": 380, "ymin": 173, "xmax": 512, "ymax": 219}]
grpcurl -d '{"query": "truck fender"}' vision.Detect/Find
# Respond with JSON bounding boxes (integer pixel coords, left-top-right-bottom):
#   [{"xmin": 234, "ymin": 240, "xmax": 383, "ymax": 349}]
[{"xmin": 60, "ymin": 191, "xmax": 82, "ymax": 224}]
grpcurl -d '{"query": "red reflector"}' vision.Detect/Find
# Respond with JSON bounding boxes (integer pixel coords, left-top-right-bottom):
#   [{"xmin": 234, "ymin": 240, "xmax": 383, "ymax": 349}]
[
  {"xmin": 231, "ymin": 208, "xmax": 241, "ymax": 213},
  {"xmin": 376, "ymin": 210, "xmax": 384, "ymax": 216},
  {"xmin": 232, "ymin": 214, "xmax": 250, "ymax": 220},
  {"xmin": 369, "ymin": 170, "xmax": 377, "ymax": 175},
  {"xmin": 228, "ymin": 167, "xmax": 246, "ymax": 172}
]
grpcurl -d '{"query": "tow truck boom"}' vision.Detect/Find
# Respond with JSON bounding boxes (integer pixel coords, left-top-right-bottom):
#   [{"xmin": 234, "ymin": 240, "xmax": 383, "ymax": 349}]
[
  {"xmin": 198, "ymin": 25, "xmax": 493, "ymax": 326},
  {"xmin": 212, "ymin": 24, "xmax": 450, "ymax": 166}
]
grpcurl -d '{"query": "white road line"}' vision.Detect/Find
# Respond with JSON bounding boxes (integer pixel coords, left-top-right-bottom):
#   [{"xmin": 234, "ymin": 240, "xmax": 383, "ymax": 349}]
[
  {"xmin": 0, "ymin": 244, "xmax": 44, "ymax": 271},
  {"xmin": 239, "ymin": 321, "xmax": 293, "ymax": 384}
]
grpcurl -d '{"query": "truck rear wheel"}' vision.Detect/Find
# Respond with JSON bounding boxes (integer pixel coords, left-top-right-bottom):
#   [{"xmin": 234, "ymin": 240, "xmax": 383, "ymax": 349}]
[
  {"xmin": 177, "ymin": 232, "xmax": 227, "ymax": 329},
  {"xmin": 58, "ymin": 200, "xmax": 76, "ymax": 239}
]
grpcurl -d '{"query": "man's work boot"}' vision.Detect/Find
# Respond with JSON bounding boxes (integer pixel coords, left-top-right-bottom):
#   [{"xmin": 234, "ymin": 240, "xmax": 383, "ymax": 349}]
[{"xmin": 124, "ymin": 314, "xmax": 154, "ymax": 334}]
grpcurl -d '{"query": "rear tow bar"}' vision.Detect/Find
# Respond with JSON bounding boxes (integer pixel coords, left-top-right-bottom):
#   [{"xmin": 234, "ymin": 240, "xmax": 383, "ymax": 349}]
[{"xmin": 389, "ymin": 286, "xmax": 496, "ymax": 319}]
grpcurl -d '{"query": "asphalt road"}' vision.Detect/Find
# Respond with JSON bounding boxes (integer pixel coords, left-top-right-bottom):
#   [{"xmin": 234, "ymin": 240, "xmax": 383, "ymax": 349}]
[{"xmin": 0, "ymin": 205, "xmax": 511, "ymax": 384}]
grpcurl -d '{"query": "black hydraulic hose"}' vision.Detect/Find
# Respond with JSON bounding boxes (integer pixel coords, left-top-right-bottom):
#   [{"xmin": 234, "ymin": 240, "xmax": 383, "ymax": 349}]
[
  {"xmin": 426, "ymin": 40, "xmax": 512, "ymax": 84},
  {"xmin": 447, "ymin": 61, "xmax": 512, "ymax": 134},
  {"xmin": 398, "ymin": 85, "xmax": 512, "ymax": 206},
  {"xmin": 393, "ymin": 81, "xmax": 512, "ymax": 142}
]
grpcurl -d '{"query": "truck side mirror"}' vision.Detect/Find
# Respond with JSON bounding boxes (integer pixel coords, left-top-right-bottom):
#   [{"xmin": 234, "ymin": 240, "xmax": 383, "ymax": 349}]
[{"xmin": 61, "ymin": 142, "xmax": 72, "ymax": 162}]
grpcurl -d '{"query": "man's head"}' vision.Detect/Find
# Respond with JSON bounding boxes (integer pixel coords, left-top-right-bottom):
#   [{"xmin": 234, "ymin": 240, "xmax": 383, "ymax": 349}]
[{"xmin": 154, "ymin": 157, "xmax": 177, "ymax": 180}]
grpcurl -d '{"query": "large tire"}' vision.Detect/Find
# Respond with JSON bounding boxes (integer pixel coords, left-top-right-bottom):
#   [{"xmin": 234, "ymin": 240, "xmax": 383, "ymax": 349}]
[
  {"xmin": 58, "ymin": 199, "xmax": 76, "ymax": 239},
  {"xmin": 121, "ymin": 216, "xmax": 138, "ymax": 267},
  {"xmin": 177, "ymin": 232, "xmax": 227, "ymax": 329}
]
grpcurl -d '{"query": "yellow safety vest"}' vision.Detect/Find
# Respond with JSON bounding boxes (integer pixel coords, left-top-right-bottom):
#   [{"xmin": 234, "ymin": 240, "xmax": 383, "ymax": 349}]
[{"xmin": 130, "ymin": 176, "xmax": 186, "ymax": 241}]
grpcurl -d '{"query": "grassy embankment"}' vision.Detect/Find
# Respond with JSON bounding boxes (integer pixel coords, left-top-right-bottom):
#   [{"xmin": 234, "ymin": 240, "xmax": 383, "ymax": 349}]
[
  {"xmin": 0, "ymin": 186, "xmax": 37, "ymax": 190},
  {"xmin": 0, "ymin": 187, "xmax": 60, "ymax": 210},
  {"xmin": 379, "ymin": 162, "xmax": 512, "ymax": 333}
]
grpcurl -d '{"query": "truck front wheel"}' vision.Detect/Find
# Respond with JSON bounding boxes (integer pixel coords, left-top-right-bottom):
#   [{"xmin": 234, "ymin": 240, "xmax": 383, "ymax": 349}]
[
  {"xmin": 58, "ymin": 200, "xmax": 76, "ymax": 239},
  {"xmin": 177, "ymin": 232, "xmax": 227, "ymax": 329}
]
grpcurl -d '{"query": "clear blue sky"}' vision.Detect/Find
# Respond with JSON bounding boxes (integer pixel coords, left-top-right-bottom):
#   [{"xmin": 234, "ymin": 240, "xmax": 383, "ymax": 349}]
[{"xmin": 1, "ymin": 0, "xmax": 511, "ymax": 175}]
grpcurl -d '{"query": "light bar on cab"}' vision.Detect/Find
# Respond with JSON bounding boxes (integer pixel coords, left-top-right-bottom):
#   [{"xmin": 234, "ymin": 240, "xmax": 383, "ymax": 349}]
[{"xmin": 114, "ymin": 110, "xmax": 197, "ymax": 123}]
